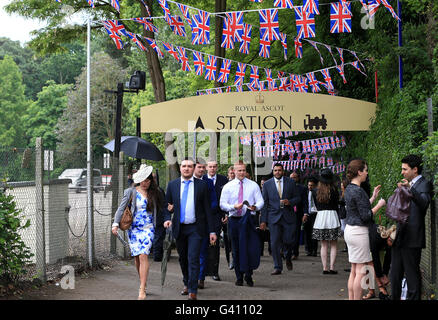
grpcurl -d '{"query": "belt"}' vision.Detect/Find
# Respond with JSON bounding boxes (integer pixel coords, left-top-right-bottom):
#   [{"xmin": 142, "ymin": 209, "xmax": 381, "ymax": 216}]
[{"xmin": 230, "ymin": 215, "xmax": 242, "ymax": 219}]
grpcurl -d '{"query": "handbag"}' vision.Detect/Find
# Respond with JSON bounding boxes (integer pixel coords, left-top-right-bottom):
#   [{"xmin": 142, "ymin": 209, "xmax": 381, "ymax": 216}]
[
  {"xmin": 385, "ymin": 186, "xmax": 412, "ymax": 224},
  {"xmin": 119, "ymin": 190, "xmax": 134, "ymax": 231}
]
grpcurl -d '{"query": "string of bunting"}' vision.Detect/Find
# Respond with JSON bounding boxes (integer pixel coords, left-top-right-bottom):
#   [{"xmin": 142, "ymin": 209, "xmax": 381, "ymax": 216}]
[{"xmin": 271, "ymin": 158, "xmax": 346, "ymax": 174}]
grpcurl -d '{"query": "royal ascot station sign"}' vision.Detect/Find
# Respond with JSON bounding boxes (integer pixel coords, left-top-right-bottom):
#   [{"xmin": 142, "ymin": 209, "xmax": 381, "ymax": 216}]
[{"xmin": 140, "ymin": 91, "xmax": 377, "ymax": 133}]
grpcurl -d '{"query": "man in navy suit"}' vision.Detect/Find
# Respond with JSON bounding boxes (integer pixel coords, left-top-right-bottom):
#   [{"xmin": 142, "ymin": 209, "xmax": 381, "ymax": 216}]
[
  {"xmin": 163, "ymin": 158, "xmax": 217, "ymax": 300},
  {"xmin": 390, "ymin": 154, "xmax": 432, "ymax": 300},
  {"xmin": 290, "ymin": 171, "xmax": 309, "ymax": 260},
  {"xmin": 260, "ymin": 163, "xmax": 301, "ymax": 275}
]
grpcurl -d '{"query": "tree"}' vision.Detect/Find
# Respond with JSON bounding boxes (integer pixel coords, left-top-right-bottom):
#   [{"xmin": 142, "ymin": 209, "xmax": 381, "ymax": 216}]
[
  {"xmin": 0, "ymin": 55, "xmax": 29, "ymax": 148},
  {"xmin": 23, "ymin": 80, "xmax": 72, "ymax": 151}
]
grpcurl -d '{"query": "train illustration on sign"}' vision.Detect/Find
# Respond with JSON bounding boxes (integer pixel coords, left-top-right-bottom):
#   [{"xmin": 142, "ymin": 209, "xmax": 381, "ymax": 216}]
[{"xmin": 303, "ymin": 114, "xmax": 327, "ymax": 130}]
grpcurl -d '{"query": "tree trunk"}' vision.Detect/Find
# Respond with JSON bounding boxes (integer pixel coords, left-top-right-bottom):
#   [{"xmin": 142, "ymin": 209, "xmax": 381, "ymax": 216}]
[{"xmin": 141, "ymin": 0, "xmax": 179, "ymax": 181}]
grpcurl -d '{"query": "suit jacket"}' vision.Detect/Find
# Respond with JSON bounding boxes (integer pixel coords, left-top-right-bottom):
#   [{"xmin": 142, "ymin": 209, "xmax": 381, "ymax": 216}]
[
  {"xmin": 203, "ymin": 174, "xmax": 228, "ymax": 231},
  {"xmin": 394, "ymin": 176, "xmax": 432, "ymax": 249},
  {"xmin": 294, "ymin": 183, "xmax": 309, "ymax": 219},
  {"xmin": 164, "ymin": 177, "xmax": 215, "ymax": 240},
  {"xmin": 260, "ymin": 176, "xmax": 302, "ymax": 225}
]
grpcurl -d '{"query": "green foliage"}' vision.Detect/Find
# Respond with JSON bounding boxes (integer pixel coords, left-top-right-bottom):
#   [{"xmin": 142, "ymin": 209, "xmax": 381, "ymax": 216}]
[
  {"xmin": 418, "ymin": 131, "xmax": 438, "ymax": 191},
  {"xmin": 0, "ymin": 188, "xmax": 33, "ymax": 283}
]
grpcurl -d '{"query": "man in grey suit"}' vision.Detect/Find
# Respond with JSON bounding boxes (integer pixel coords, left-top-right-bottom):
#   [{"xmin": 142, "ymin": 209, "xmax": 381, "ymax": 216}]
[{"xmin": 260, "ymin": 163, "xmax": 302, "ymax": 275}]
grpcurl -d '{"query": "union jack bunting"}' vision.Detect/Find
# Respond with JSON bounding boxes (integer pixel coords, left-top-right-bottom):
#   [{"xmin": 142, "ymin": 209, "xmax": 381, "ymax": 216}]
[
  {"xmin": 330, "ymin": 136, "xmax": 336, "ymax": 149},
  {"xmin": 278, "ymin": 71, "xmax": 286, "ymax": 78},
  {"xmin": 205, "ymin": 55, "xmax": 217, "ymax": 81},
  {"xmin": 88, "ymin": 0, "xmax": 95, "ymax": 8},
  {"xmin": 132, "ymin": 18, "xmax": 158, "ymax": 33},
  {"xmin": 351, "ymin": 61, "xmax": 367, "ymax": 76},
  {"xmin": 380, "ymin": 0, "xmax": 401, "ymax": 21},
  {"xmin": 192, "ymin": 10, "xmax": 210, "ymax": 45},
  {"xmin": 226, "ymin": 86, "xmax": 232, "ymax": 93},
  {"xmin": 145, "ymin": 37, "xmax": 164, "ymax": 58},
  {"xmin": 215, "ymin": 88, "xmax": 223, "ymax": 94},
  {"xmin": 234, "ymin": 62, "xmax": 247, "ymax": 86},
  {"xmin": 162, "ymin": 42, "xmax": 179, "ymax": 60},
  {"xmin": 296, "ymin": 76, "xmax": 308, "ymax": 93},
  {"xmin": 239, "ymin": 24, "xmax": 252, "ymax": 54},
  {"xmin": 340, "ymin": 0, "xmax": 353, "ymax": 15},
  {"xmin": 307, "ymin": 40, "xmax": 324, "ymax": 65},
  {"xmin": 290, "ymin": 74, "xmax": 298, "ymax": 91},
  {"xmin": 259, "ymin": 29, "xmax": 271, "ymax": 58},
  {"xmin": 217, "ymin": 59, "xmax": 232, "ymax": 83},
  {"xmin": 336, "ymin": 64, "xmax": 347, "ymax": 84},
  {"xmin": 259, "ymin": 81, "xmax": 267, "ymax": 91},
  {"xmin": 319, "ymin": 81, "xmax": 335, "ymax": 95},
  {"xmin": 140, "ymin": 1, "xmax": 151, "ymax": 16},
  {"xmin": 279, "ymin": 77, "xmax": 288, "ymax": 91},
  {"xmin": 246, "ymin": 83, "xmax": 258, "ymax": 92},
  {"xmin": 306, "ymin": 72, "xmax": 321, "ymax": 93},
  {"xmin": 351, "ymin": 51, "xmax": 366, "ymax": 72},
  {"xmin": 340, "ymin": 136, "xmax": 346, "ymax": 147},
  {"xmin": 259, "ymin": 9, "xmax": 281, "ymax": 41},
  {"xmin": 102, "ymin": 20, "xmax": 127, "ymax": 50},
  {"xmin": 250, "ymin": 66, "xmax": 260, "ymax": 89},
  {"xmin": 321, "ymin": 69, "xmax": 334, "ymax": 90},
  {"xmin": 294, "ymin": 37, "xmax": 303, "ymax": 59},
  {"xmin": 274, "ymin": 0, "xmax": 294, "ymax": 9},
  {"xmin": 169, "ymin": 15, "xmax": 187, "ymax": 37},
  {"xmin": 126, "ymin": 32, "xmax": 146, "ymax": 51},
  {"xmin": 303, "ymin": 0, "xmax": 319, "ymax": 15},
  {"xmin": 225, "ymin": 12, "xmax": 244, "ymax": 42},
  {"xmin": 236, "ymin": 85, "xmax": 243, "ymax": 92},
  {"xmin": 111, "ymin": 0, "xmax": 120, "ymax": 12},
  {"xmin": 367, "ymin": 0, "xmax": 381, "ymax": 20},
  {"xmin": 176, "ymin": 47, "xmax": 191, "ymax": 72},
  {"xmin": 295, "ymin": 6, "xmax": 316, "ymax": 39},
  {"xmin": 280, "ymin": 32, "xmax": 287, "ymax": 61},
  {"xmin": 222, "ymin": 18, "xmax": 235, "ymax": 49},
  {"xmin": 157, "ymin": 0, "xmax": 171, "ymax": 21},
  {"xmin": 324, "ymin": 44, "xmax": 339, "ymax": 66},
  {"xmin": 176, "ymin": 3, "xmax": 193, "ymax": 26},
  {"xmin": 359, "ymin": 0, "xmax": 369, "ymax": 15},
  {"xmin": 337, "ymin": 47, "xmax": 345, "ymax": 65},
  {"xmin": 330, "ymin": 2, "xmax": 352, "ymax": 33},
  {"xmin": 265, "ymin": 68, "xmax": 273, "ymax": 82},
  {"xmin": 192, "ymin": 51, "xmax": 205, "ymax": 76},
  {"xmin": 269, "ymin": 78, "xmax": 278, "ymax": 91}
]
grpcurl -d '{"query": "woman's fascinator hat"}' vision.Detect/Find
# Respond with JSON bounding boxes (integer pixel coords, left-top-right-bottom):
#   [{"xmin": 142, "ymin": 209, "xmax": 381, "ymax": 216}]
[{"xmin": 133, "ymin": 164, "xmax": 153, "ymax": 184}]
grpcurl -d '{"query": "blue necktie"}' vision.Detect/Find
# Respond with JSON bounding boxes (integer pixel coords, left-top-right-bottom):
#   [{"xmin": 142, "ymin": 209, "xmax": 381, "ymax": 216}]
[{"xmin": 180, "ymin": 180, "xmax": 191, "ymax": 223}]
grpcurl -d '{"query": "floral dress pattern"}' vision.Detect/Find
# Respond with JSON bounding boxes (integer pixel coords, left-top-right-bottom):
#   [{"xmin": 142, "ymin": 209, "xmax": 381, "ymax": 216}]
[{"xmin": 127, "ymin": 192, "xmax": 155, "ymax": 256}]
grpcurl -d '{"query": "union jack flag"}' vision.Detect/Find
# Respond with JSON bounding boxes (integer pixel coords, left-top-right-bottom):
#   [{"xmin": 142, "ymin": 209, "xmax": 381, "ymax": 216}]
[
  {"xmin": 330, "ymin": 2, "xmax": 352, "ymax": 34},
  {"xmin": 336, "ymin": 64, "xmax": 347, "ymax": 84},
  {"xmin": 222, "ymin": 18, "xmax": 235, "ymax": 49},
  {"xmin": 111, "ymin": 0, "xmax": 120, "ymax": 12},
  {"xmin": 192, "ymin": 51, "xmax": 205, "ymax": 76},
  {"xmin": 246, "ymin": 83, "xmax": 257, "ymax": 92},
  {"xmin": 367, "ymin": 0, "xmax": 381, "ymax": 20},
  {"xmin": 205, "ymin": 55, "xmax": 217, "ymax": 81},
  {"xmin": 169, "ymin": 15, "xmax": 186, "ymax": 37},
  {"xmin": 226, "ymin": 86, "xmax": 232, "ymax": 93},
  {"xmin": 176, "ymin": 47, "xmax": 191, "ymax": 72},
  {"xmin": 126, "ymin": 32, "xmax": 146, "ymax": 51},
  {"xmin": 279, "ymin": 77, "xmax": 288, "ymax": 91},
  {"xmin": 236, "ymin": 85, "xmax": 243, "ymax": 92},
  {"xmin": 351, "ymin": 51, "xmax": 366, "ymax": 72},
  {"xmin": 215, "ymin": 88, "xmax": 223, "ymax": 94},
  {"xmin": 157, "ymin": 0, "xmax": 171, "ymax": 21},
  {"xmin": 250, "ymin": 66, "xmax": 260, "ymax": 89},
  {"xmin": 351, "ymin": 61, "xmax": 367, "ymax": 76},
  {"xmin": 280, "ymin": 32, "xmax": 287, "ymax": 60},
  {"xmin": 340, "ymin": 136, "xmax": 346, "ymax": 147},
  {"xmin": 290, "ymin": 74, "xmax": 298, "ymax": 91},
  {"xmin": 295, "ymin": 6, "xmax": 316, "ymax": 39},
  {"xmin": 145, "ymin": 37, "xmax": 164, "ymax": 58},
  {"xmin": 132, "ymin": 18, "xmax": 158, "ymax": 33},
  {"xmin": 177, "ymin": 3, "xmax": 192, "ymax": 26},
  {"xmin": 330, "ymin": 136, "xmax": 336, "ymax": 149},
  {"xmin": 380, "ymin": 0, "xmax": 401, "ymax": 21},
  {"xmin": 321, "ymin": 69, "xmax": 334, "ymax": 90},
  {"xmin": 217, "ymin": 59, "xmax": 232, "ymax": 83},
  {"xmin": 102, "ymin": 20, "xmax": 127, "ymax": 50},
  {"xmin": 340, "ymin": 0, "xmax": 353, "ymax": 15},
  {"xmin": 259, "ymin": 29, "xmax": 271, "ymax": 59},
  {"xmin": 265, "ymin": 68, "xmax": 273, "ymax": 82},
  {"xmin": 274, "ymin": 0, "xmax": 294, "ymax": 9},
  {"xmin": 239, "ymin": 24, "xmax": 252, "ymax": 54},
  {"xmin": 306, "ymin": 72, "xmax": 321, "ymax": 93},
  {"xmin": 268, "ymin": 78, "xmax": 278, "ymax": 91},
  {"xmin": 234, "ymin": 62, "xmax": 246, "ymax": 86},
  {"xmin": 192, "ymin": 10, "xmax": 210, "ymax": 45},
  {"xmin": 296, "ymin": 76, "xmax": 308, "ymax": 93},
  {"xmin": 225, "ymin": 12, "xmax": 244, "ymax": 42},
  {"xmin": 259, "ymin": 81, "xmax": 268, "ymax": 91},
  {"xmin": 337, "ymin": 47, "xmax": 344, "ymax": 65},
  {"xmin": 294, "ymin": 37, "xmax": 303, "ymax": 58},
  {"xmin": 303, "ymin": 0, "xmax": 320, "ymax": 15},
  {"xmin": 162, "ymin": 42, "xmax": 179, "ymax": 61},
  {"xmin": 88, "ymin": 0, "xmax": 95, "ymax": 8},
  {"xmin": 259, "ymin": 9, "xmax": 281, "ymax": 42}
]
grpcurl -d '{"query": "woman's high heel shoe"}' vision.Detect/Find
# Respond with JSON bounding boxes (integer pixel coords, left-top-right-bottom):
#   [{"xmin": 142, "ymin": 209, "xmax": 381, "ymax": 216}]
[{"xmin": 138, "ymin": 287, "xmax": 146, "ymax": 300}]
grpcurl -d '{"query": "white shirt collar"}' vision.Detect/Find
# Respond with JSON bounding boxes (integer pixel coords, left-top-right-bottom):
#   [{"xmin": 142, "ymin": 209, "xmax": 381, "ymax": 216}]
[
  {"xmin": 208, "ymin": 174, "xmax": 217, "ymax": 180},
  {"xmin": 275, "ymin": 177, "xmax": 283, "ymax": 183},
  {"xmin": 410, "ymin": 175, "xmax": 422, "ymax": 187},
  {"xmin": 181, "ymin": 176, "xmax": 195, "ymax": 183}
]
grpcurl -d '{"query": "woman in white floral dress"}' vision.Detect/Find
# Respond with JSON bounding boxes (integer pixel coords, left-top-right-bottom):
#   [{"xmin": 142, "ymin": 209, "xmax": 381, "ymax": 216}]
[{"xmin": 112, "ymin": 164, "xmax": 164, "ymax": 300}]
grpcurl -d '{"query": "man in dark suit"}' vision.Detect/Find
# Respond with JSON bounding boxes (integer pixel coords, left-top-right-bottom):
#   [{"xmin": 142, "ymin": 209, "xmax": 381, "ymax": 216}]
[
  {"xmin": 163, "ymin": 158, "xmax": 217, "ymax": 300},
  {"xmin": 260, "ymin": 163, "xmax": 302, "ymax": 274},
  {"xmin": 289, "ymin": 171, "xmax": 309, "ymax": 260},
  {"xmin": 203, "ymin": 160, "xmax": 229, "ymax": 281},
  {"xmin": 303, "ymin": 176, "xmax": 319, "ymax": 257},
  {"xmin": 390, "ymin": 154, "xmax": 432, "ymax": 300}
]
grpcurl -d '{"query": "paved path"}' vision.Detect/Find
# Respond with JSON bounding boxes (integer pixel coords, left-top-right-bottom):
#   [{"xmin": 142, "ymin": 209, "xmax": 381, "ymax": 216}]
[{"xmin": 17, "ymin": 241, "xmax": 352, "ymax": 300}]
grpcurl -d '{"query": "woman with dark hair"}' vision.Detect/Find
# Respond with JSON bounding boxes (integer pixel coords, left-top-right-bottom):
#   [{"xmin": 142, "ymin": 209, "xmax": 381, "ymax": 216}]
[
  {"xmin": 312, "ymin": 168, "xmax": 341, "ymax": 274},
  {"xmin": 112, "ymin": 164, "xmax": 164, "ymax": 300},
  {"xmin": 344, "ymin": 159, "xmax": 386, "ymax": 300}
]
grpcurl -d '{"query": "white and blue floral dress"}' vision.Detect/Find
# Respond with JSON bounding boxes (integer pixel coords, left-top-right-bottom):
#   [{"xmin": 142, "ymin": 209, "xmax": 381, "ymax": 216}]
[{"xmin": 127, "ymin": 192, "xmax": 155, "ymax": 256}]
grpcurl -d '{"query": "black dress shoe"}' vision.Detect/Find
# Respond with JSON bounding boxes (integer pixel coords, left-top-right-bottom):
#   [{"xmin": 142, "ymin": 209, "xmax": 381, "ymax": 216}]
[
  {"xmin": 235, "ymin": 279, "xmax": 243, "ymax": 286},
  {"xmin": 329, "ymin": 270, "xmax": 338, "ymax": 274},
  {"xmin": 245, "ymin": 277, "xmax": 254, "ymax": 287},
  {"xmin": 322, "ymin": 270, "xmax": 330, "ymax": 275},
  {"xmin": 271, "ymin": 269, "xmax": 282, "ymax": 275},
  {"xmin": 212, "ymin": 275, "xmax": 221, "ymax": 281},
  {"xmin": 181, "ymin": 286, "xmax": 189, "ymax": 295},
  {"xmin": 286, "ymin": 259, "xmax": 293, "ymax": 271}
]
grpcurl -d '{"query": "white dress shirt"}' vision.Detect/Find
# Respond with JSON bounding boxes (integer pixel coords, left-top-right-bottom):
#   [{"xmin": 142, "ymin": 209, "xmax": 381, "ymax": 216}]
[
  {"xmin": 410, "ymin": 175, "xmax": 422, "ymax": 188},
  {"xmin": 180, "ymin": 176, "xmax": 196, "ymax": 224},
  {"xmin": 220, "ymin": 178, "xmax": 264, "ymax": 217}
]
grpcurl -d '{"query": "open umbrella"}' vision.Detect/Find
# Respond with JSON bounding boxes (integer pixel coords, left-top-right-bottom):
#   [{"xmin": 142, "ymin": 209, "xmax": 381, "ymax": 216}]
[
  {"xmin": 104, "ymin": 136, "xmax": 164, "ymax": 161},
  {"xmin": 161, "ymin": 227, "xmax": 174, "ymax": 288}
]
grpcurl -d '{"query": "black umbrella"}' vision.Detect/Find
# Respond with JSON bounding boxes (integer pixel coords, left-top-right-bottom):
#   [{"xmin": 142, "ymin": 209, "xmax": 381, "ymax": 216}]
[
  {"xmin": 104, "ymin": 136, "xmax": 164, "ymax": 161},
  {"xmin": 161, "ymin": 227, "xmax": 174, "ymax": 288}
]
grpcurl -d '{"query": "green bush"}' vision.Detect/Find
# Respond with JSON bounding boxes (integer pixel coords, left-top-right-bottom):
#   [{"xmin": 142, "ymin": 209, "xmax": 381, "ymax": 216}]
[
  {"xmin": 418, "ymin": 131, "xmax": 438, "ymax": 193},
  {"xmin": 0, "ymin": 187, "xmax": 33, "ymax": 283}
]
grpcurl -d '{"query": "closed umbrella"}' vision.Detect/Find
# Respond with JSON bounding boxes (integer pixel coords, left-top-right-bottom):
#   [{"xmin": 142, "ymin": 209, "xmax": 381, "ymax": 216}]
[
  {"xmin": 161, "ymin": 227, "xmax": 174, "ymax": 288},
  {"xmin": 104, "ymin": 136, "xmax": 164, "ymax": 161}
]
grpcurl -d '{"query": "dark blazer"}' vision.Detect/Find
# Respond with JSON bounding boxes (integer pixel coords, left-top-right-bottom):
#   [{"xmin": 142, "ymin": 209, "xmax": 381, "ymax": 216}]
[
  {"xmin": 203, "ymin": 174, "xmax": 228, "ymax": 227},
  {"xmin": 295, "ymin": 183, "xmax": 309, "ymax": 218},
  {"xmin": 260, "ymin": 176, "xmax": 302, "ymax": 225},
  {"xmin": 164, "ymin": 177, "xmax": 215, "ymax": 240},
  {"xmin": 394, "ymin": 176, "xmax": 432, "ymax": 249}
]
